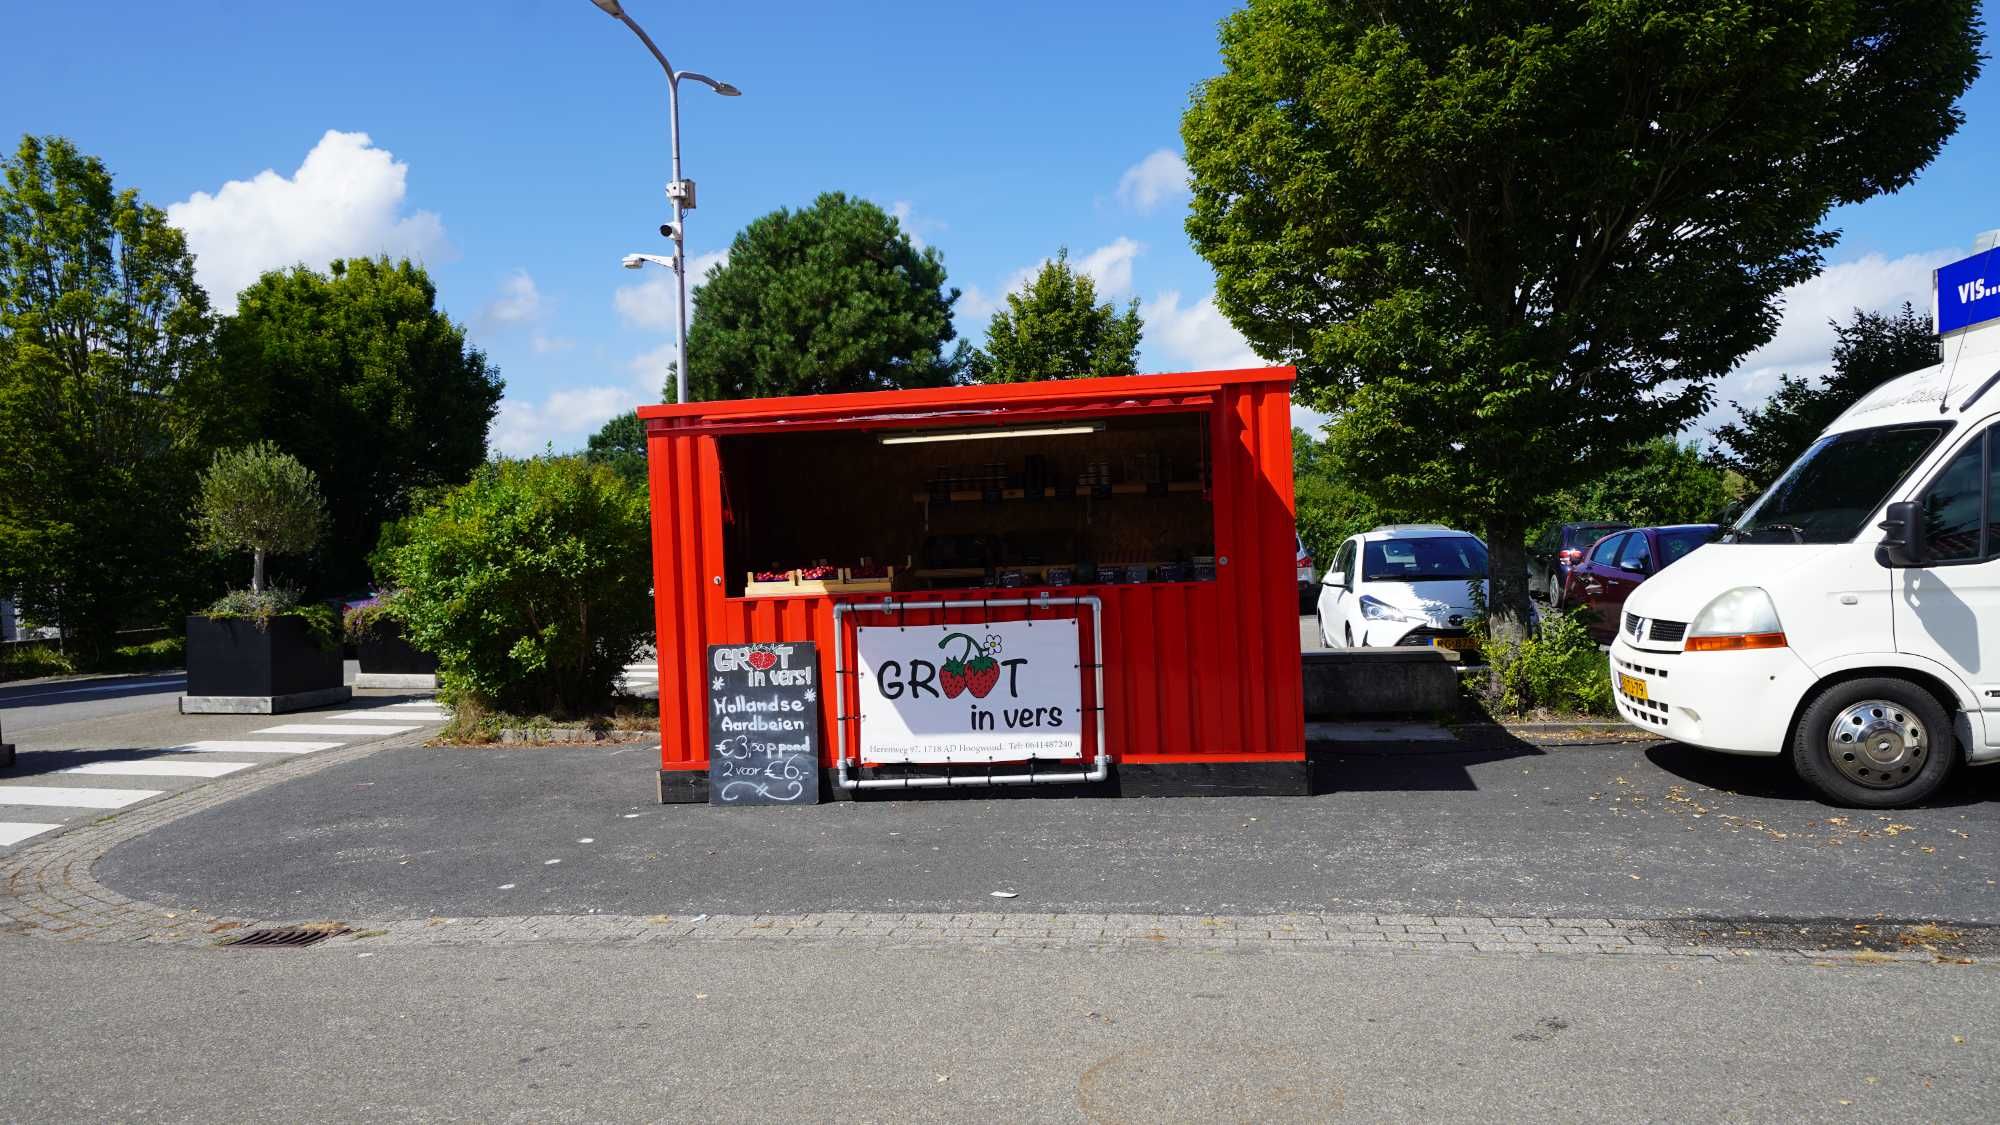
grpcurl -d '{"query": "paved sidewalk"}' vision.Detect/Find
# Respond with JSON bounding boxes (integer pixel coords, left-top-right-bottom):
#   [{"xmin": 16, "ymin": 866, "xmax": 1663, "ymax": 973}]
[{"xmin": 1, "ymin": 731, "xmax": 1989, "ymax": 965}]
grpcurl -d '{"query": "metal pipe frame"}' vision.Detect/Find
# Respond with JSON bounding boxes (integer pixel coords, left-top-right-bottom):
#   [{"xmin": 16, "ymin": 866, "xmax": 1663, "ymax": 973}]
[{"xmin": 832, "ymin": 595, "xmax": 1109, "ymax": 791}]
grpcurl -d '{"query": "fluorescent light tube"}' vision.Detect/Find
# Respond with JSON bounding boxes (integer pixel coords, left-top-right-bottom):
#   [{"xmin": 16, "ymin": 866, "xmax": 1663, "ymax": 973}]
[{"xmin": 878, "ymin": 423, "xmax": 1104, "ymax": 445}]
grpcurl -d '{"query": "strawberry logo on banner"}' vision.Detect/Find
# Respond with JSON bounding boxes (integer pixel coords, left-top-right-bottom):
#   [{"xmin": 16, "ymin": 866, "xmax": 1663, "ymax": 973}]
[{"xmin": 856, "ymin": 618, "xmax": 1084, "ymax": 764}]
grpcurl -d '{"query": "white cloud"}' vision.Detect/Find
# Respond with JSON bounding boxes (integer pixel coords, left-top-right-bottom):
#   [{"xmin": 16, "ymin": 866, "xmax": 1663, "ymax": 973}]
[
  {"xmin": 1140, "ymin": 289, "xmax": 1260, "ymax": 372},
  {"xmin": 1116, "ymin": 149, "xmax": 1191, "ymax": 213},
  {"xmin": 167, "ymin": 130, "xmax": 450, "ymax": 311},
  {"xmin": 959, "ymin": 239, "xmax": 1144, "ymax": 323},
  {"xmin": 489, "ymin": 346, "xmax": 671, "ymax": 457},
  {"xmin": 1697, "ymin": 246, "xmax": 1961, "ymax": 432},
  {"xmin": 481, "ymin": 270, "xmax": 541, "ymax": 326},
  {"xmin": 613, "ymin": 249, "xmax": 729, "ymax": 331},
  {"xmin": 1076, "ymin": 237, "xmax": 1142, "ymax": 297},
  {"xmin": 531, "ymin": 334, "xmax": 575, "ymax": 355},
  {"xmin": 890, "ymin": 200, "xmax": 945, "ymax": 250}
]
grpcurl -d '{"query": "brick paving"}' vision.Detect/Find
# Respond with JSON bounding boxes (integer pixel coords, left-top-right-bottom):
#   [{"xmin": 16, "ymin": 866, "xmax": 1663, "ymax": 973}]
[{"xmin": 0, "ymin": 731, "xmax": 1981, "ymax": 965}]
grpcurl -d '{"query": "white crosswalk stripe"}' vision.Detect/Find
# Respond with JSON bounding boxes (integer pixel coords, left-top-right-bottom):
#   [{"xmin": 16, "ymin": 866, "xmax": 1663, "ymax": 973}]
[
  {"xmin": 324, "ymin": 710, "xmax": 446, "ymax": 722},
  {"xmin": 0, "ymin": 786, "xmax": 163, "ymax": 810},
  {"xmin": 58, "ymin": 760, "xmax": 256, "ymax": 779},
  {"xmin": 0, "ymin": 823, "xmax": 64, "ymax": 846},
  {"xmin": 254, "ymin": 723, "xmax": 422, "ymax": 736},
  {"xmin": 165, "ymin": 740, "xmax": 344, "ymax": 755}
]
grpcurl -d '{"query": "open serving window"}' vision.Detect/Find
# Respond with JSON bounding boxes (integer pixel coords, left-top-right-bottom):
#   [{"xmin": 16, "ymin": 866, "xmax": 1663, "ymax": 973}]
[{"xmin": 716, "ymin": 412, "xmax": 1216, "ymax": 597}]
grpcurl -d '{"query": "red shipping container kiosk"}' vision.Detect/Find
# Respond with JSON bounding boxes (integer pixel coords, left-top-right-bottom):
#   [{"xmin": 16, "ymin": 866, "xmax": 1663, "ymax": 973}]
[{"xmin": 638, "ymin": 367, "xmax": 1307, "ymax": 802}]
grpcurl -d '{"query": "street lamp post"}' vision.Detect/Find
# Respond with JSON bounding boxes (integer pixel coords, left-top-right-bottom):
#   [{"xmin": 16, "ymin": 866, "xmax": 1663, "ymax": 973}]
[{"xmin": 589, "ymin": 0, "xmax": 740, "ymax": 405}]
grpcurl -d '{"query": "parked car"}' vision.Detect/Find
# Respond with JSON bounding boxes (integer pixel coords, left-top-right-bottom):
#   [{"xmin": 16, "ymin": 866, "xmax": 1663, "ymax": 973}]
[
  {"xmin": 1316, "ymin": 525, "xmax": 1487, "ymax": 652},
  {"xmin": 1296, "ymin": 533, "xmax": 1315, "ymax": 612},
  {"xmin": 1529, "ymin": 521, "xmax": 1631, "ymax": 608},
  {"xmin": 1609, "ymin": 339, "xmax": 2000, "ymax": 808},
  {"xmin": 1561, "ymin": 524, "xmax": 1719, "ymax": 642}
]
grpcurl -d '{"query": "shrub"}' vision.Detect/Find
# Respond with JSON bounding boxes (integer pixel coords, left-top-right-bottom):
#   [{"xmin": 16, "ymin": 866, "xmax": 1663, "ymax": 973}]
[
  {"xmin": 200, "ymin": 587, "xmax": 340, "ymax": 650},
  {"xmin": 342, "ymin": 597, "xmax": 397, "ymax": 644},
  {"xmin": 386, "ymin": 456, "xmax": 652, "ymax": 716},
  {"xmin": 193, "ymin": 442, "xmax": 326, "ymax": 593},
  {"xmin": 1483, "ymin": 610, "xmax": 1615, "ymax": 718},
  {"xmin": 0, "ymin": 643, "xmax": 76, "ymax": 681},
  {"xmin": 103, "ymin": 637, "xmax": 186, "ymax": 673}
]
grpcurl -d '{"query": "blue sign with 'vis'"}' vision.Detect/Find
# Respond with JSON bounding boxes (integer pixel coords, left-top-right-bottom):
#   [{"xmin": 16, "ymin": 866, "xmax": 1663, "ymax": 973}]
[{"xmin": 1937, "ymin": 248, "xmax": 2000, "ymax": 336}]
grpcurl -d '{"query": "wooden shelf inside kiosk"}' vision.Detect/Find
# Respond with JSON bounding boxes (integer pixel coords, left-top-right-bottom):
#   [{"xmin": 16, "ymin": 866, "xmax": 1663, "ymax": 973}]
[{"xmin": 910, "ymin": 480, "xmax": 1204, "ymax": 503}]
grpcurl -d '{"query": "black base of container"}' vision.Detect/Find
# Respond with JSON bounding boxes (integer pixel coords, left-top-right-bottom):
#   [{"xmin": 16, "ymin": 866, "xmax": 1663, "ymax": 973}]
[
  {"xmin": 1115, "ymin": 760, "xmax": 1311, "ymax": 797},
  {"xmin": 0, "ymin": 742, "xmax": 14, "ymax": 770},
  {"xmin": 657, "ymin": 759, "xmax": 1312, "ymax": 803}
]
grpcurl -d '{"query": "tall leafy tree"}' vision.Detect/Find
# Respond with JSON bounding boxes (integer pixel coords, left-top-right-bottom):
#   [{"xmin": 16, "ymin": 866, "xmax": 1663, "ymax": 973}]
[
  {"xmin": 219, "ymin": 257, "xmax": 503, "ymax": 594},
  {"xmin": 0, "ymin": 135, "xmax": 229, "ymax": 661},
  {"xmin": 1564, "ymin": 438, "xmax": 1735, "ymax": 528},
  {"xmin": 687, "ymin": 192, "xmax": 967, "ymax": 399},
  {"xmin": 1711, "ymin": 304, "xmax": 1939, "ymax": 493},
  {"xmin": 969, "ymin": 249, "xmax": 1143, "ymax": 382},
  {"xmin": 1181, "ymin": 0, "xmax": 1981, "ymax": 641},
  {"xmin": 584, "ymin": 410, "xmax": 648, "ymax": 488}
]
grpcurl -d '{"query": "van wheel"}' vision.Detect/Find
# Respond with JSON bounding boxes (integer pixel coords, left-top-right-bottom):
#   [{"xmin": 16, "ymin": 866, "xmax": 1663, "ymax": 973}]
[
  {"xmin": 1548, "ymin": 575, "xmax": 1564, "ymax": 610},
  {"xmin": 1790, "ymin": 678, "xmax": 1955, "ymax": 808}
]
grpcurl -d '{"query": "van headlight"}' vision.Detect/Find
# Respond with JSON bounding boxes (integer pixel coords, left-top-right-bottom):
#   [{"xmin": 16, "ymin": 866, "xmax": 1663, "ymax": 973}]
[
  {"xmin": 1359, "ymin": 594, "xmax": 1412, "ymax": 623},
  {"xmin": 1685, "ymin": 587, "xmax": 1786, "ymax": 651}
]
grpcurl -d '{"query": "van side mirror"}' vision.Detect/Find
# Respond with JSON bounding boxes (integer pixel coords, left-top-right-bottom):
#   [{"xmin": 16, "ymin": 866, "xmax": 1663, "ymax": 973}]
[
  {"xmin": 1876, "ymin": 501, "xmax": 1925, "ymax": 568},
  {"xmin": 1323, "ymin": 570, "xmax": 1347, "ymax": 589}
]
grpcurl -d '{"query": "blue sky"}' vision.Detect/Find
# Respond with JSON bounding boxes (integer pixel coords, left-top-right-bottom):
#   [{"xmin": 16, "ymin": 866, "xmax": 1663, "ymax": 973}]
[{"xmin": 6, "ymin": 0, "xmax": 1996, "ymax": 451}]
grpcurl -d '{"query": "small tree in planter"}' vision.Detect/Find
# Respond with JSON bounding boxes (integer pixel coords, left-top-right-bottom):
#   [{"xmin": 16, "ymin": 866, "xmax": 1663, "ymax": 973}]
[
  {"xmin": 343, "ymin": 591, "xmax": 439, "ymax": 687},
  {"xmin": 182, "ymin": 444, "xmax": 343, "ymax": 713}
]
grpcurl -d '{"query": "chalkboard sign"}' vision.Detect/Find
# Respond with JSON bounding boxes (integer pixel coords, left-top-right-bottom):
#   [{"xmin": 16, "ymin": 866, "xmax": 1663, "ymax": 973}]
[{"xmin": 706, "ymin": 642, "xmax": 821, "ymax": 806}]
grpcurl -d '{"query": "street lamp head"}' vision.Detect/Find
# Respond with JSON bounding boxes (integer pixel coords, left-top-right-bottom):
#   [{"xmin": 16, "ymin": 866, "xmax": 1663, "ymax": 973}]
[
  {"xmin": 676, "ymin": 71, "xmax": 742, "ymax": 97},
  {"xmin": 621, "ymin": 254, "xmax": 646, "ymax": 270},
  {"xmin": 588, "ymin": 0, "xmax": 626, "ymax": 17}
]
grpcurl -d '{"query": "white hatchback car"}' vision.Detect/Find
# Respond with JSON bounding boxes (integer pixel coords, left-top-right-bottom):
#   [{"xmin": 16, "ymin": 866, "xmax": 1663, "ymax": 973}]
[{"xmin": 1316, "ymin": 525, "xmax": 1488, "ymax": 653}]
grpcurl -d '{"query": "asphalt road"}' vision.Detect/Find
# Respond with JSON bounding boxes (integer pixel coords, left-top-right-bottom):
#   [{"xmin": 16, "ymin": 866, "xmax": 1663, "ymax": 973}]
[
  {"xmin": 4, "ymin": 933, "xmax": 1996, "ymax": 1122},
  {"xmin": 99, "ymin": 737, "xmax": 2000, "ymax": 925},
  {"xmin": 0, "ymin": 672, "xmax": 190, "ymax": 735}
]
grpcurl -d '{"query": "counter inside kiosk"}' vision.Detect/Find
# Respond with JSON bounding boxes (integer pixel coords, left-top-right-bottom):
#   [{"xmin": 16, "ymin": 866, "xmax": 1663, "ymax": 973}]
[{"xmin": 641, "ymin": 368, "xmax": 1307, "ymax": 802}]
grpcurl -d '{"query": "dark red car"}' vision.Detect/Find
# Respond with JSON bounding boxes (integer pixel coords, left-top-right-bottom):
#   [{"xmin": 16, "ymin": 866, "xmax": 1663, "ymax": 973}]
[{"xmin": 1563, "ymin": 524, "xmax": 1719, "ymax": 642}]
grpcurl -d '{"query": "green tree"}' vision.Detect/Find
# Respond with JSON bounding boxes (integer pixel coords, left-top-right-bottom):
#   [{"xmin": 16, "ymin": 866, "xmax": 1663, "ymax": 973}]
[
  {"xmin": 1293, "ymin": 424, "xmax": 1421, "ymax": 566},
  {"xmin": 1181, "ymin": 0, "xmax": 1981, "ymax": 641},
  {"xmin": 0, "ymin": 135, "xmax": 229, "ymax": 662},
  {"xmin": 584, "ymin": 410, "xmax": 648, "ymax": 488},
  {"xmin": 1560, "ymin": 438, "xmax": 1734, "ymax": 528},
  {"xmin": 193, "ymin": 443, "xmax": 327, "ymax": 592},
  {"xmin": 219, "ymin": 257, "xmax": 503, "ymax": 594},
  {"xmin": 688, "ymin": 192, "xmax": 967, "ymax": 399},
  {"xmin": 968, "ymin": 249, "xmax": 1143, "ymax": 382},
  {"xmin": 384, "ymin": 456, "xmax": 652, "ymax": 715},
  {"xmin": 1711, "ymin": 304, "xmax": 1939, "ymax": 493}
]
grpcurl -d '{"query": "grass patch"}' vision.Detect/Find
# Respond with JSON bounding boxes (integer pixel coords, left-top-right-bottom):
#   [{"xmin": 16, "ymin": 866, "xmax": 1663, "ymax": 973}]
[{"xmin": 434, "ymin": 695, "xmax": 659, "ymax": 745}]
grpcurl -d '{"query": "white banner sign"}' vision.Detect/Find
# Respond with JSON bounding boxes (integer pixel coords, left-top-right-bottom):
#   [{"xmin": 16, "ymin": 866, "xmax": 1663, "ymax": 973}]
[{"xmin": 856, "ymin": 619, "xmax": 1083, "ymax": 763}]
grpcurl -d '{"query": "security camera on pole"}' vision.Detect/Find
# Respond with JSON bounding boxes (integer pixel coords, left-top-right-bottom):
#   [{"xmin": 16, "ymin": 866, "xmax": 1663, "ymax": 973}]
[{"xmin": 588, "ymin": 0, "xmax": 741, "ymax": 405}]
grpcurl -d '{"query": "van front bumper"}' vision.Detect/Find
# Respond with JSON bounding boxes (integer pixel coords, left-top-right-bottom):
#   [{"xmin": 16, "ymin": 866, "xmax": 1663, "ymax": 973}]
[{"xmin": 1607, "ymin": 636, "xmax": 1817, "ymax": 756}]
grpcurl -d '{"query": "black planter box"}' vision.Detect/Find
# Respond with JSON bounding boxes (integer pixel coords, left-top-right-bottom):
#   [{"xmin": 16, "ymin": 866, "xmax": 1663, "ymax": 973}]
[
  {"xmin": 356, "ymin": 622, "xmax": 438, "ymax": 676},
  {"xmin": 182, "ymin": 614, "xmax": 349, "ymax": 714}
]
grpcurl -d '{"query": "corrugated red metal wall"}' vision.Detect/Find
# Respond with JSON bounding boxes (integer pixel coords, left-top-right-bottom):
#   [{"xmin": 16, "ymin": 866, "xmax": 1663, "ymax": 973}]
[{"xmin": 642, "ymin": 369, "xmax": 1304, "ymax": 774}]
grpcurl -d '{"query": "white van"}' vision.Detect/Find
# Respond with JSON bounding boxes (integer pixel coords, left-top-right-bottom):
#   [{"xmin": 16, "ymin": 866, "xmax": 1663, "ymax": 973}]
[{"xmin": 1610, "ymin": 331, "xmax": 2000, "ymax": 808}]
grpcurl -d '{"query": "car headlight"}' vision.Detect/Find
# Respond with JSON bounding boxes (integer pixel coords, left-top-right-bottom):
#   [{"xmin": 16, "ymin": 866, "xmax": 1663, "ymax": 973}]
[
  {"xmin": 1686, "ymin": 587, "xmax": 1786, "ymax": 651},
  {"xmin": 1359, "ymin": 595, "xmax": 1411, "ymax": 623}
]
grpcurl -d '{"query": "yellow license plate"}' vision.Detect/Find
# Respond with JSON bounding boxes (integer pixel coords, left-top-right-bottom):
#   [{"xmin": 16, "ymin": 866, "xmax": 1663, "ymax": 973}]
[
  {"xmin": 1432, "ymin": 636, "xmax": 1477, "ymax": 652},
  {"xmin": 1618, "ymin": 673, "xmax": 1648, "ymax": 702}
]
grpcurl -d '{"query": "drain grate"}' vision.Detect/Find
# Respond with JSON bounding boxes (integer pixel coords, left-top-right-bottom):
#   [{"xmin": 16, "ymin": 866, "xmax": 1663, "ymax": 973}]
[{"xmin": 218, "ymin": 926, "xmax": 350, "ymax": 949}]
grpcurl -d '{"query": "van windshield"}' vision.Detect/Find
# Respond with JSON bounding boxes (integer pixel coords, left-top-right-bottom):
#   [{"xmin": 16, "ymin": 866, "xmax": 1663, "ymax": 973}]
[{"xmin": 1723, "ymin": 423, "xmax": 1951, "ymax": 544}]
